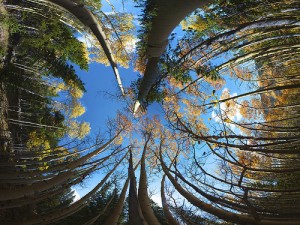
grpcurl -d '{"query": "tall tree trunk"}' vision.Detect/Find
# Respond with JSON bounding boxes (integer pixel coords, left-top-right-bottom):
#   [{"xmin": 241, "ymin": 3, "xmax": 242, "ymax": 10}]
[
  {"xmin": 138, "ymin": 136, "xmax": 161, "ymax": 225},
  {"xmin": 83, "ymin": 190, "xmax": 116, "ymax": 225},
  {"xmin": 159, "ymin": 151, "xmax": 300, "ymax": 225},
  {"xmin": 46, "ymin": 0, "xmax": 125, "ymax": 95},
  {"xmin": 161, "ymin": 175, "xmax": 180, "ymax": 225},
  {"xmin": 128, "ymin": 148, "xmax": 148, "ymax": 225},
  {"xmin": 134, "ymin": 0, "xmax": 214, "ymax": 113},
  {"xmin": 102, "ymin": 179, "xmax": 129, "ymax": 225},
  {"xmin": 0, "ymin": 82, "xmax": 12, "ymax": 153},
  {"xmin": 6, "ymin": 151, "xmax": 128, "ymax": 225},
  {"xmin": 0, "ymin": 131, "xmax": 122, "ymax": 201}
]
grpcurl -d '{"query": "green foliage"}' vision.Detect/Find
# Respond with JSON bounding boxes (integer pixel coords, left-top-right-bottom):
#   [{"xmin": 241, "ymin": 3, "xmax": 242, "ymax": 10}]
[
  {"xmin": 0, "ymin": 0, "xmax": 91, "ymax": 153},
  {"xmin": 135, "ymin": 0, "xmax": 158, "ymax": 58},
  {"xmin": 54, "ymin": 183, "xmax": 125, "ymax": 225},
  {"xmin": 0, "ymin": 11, "xmax": 20, "ymax": 34},
  {"xmin": 16, "ymin": 10, "xmax": 88, "ymax": 91},
  {"xmin": 182, "ymin": 11, "xmax": 220, "ymax": 37},
  {"xmin": 1, "ymin": 1, "xmax": 300, "ymax": 224},
  {"xmin": 21, "ymin": 19, "xmax": 88, "ymax": 70},
  {"xmin": 130, "ymin": 76, "xmax": 166, "ymax": 106},
  {"xmin": 81, "ymin": 0, "xmax": 102, "ymax": 11},
  {"xmin": 196, "ymin": 66, "xmax": 220, "ymax": 81},
  {"xmin": 150, "ymin": 200, "xmax": 168, "ymax": 225}
]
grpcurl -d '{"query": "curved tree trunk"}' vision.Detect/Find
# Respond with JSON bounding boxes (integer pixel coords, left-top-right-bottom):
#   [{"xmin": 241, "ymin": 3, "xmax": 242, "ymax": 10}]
[
  {"xmin": 83, "ymin": 190, "xmax": 116, "ymax": 225},
  {"xmin": 0, "ymin": 131, "xmax": 122, "ymax": 201},
  {"xmin": 128, "ymin": 148, "xmax": 148, "ymax": 225},
  {"xmin": 134, "ymin": 0, "xmax": 214, "ymax": 114},
  {"xmin": 138, "ymin": 136, "xmax": 161, "ymax": 225},
  {"xmin": 1, "ymin": 148, "xmax": 124, "ymax": 209},
  {"xmin": 102, "ymin": 179, "xmax": 129, "ymax": 225},
  {"xmin": 6, "ymin": 151, "xmax": 128, "ymax": 225},
  {"xmin": 46, "ymin": 0, "xmax": 125, "ymax": 95},
  {"xmin": 161, "ymin": 175, "xmax": 180, "ymax": 225},
  {"xmin": 1, "ymin": 166, "xmax": 95, "ymax": 209},
  {"xmin": 159, "ymin": 151, "xmax": 300, "ymax": 225}
]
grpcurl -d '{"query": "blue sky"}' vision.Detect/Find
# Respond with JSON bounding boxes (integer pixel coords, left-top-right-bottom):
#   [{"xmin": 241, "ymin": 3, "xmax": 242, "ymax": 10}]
[
  {"xmin": 71, "ymin": 0, "xmax": 251, "ymax": 203},
  {"xmin": 74, "ymin": 0, "xmax": 141, "ymax": 134},
  {"xmin": 72, "ymin": 0, "xmax": 141, "ymax": 199},
  {"xmin": 73, "ymin": 60, "xmax": 165, "ymax": 200}
]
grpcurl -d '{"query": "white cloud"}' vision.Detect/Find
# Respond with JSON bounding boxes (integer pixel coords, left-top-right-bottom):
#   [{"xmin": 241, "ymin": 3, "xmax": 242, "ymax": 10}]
[
  {"xmin": 211, "ymin": 110, "xmax": 221, "ymax": 123},
  {"xmin": 103, "ymin": 11, "xmax": 116, "ymax": 15},
  {"xmin": 77, "ymin": 34, "xmax": 94, "ymax": 48},
  {"xmin": 221, "ymin": 87, "xmax": 229, "ymax": 95},
  {"xmin": 220, "ymin": 102, "xmax": 226, "ymax": 111},
  {"xmin": 234, "ymin": 108, "xmax": 242, "ymax": 121},
  {"xmin": 125, "ymin": 37, "xmax": 138, "ymax": 53},
  {"xmin": 211, "ymin": 88, "xmax": 242, "ymax": 125},
  {"xmin": 151, "ymin": 193, "xmax": 162, "ymax": 207}
]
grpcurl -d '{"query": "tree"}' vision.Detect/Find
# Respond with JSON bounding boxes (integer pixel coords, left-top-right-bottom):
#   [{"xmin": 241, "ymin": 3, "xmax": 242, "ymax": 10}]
[
  {"xmin": 1, "ymin": 0, "xmax": 300, "ymax": 224},
  {"xmin": 133, "ymin": 0, "xmax": 214, "ymax": 114},
  {"xmin": 45, "ymin": 0, "xmax": 136, "ymax": 95}
]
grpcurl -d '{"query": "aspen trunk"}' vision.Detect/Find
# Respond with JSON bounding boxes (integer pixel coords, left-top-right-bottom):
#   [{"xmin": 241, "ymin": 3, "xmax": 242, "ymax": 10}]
[
  {"xmin": 6, "ymin": 151, "xmax": 127, "ymax": 225},
  {"xmin": 0, "ymin": 131, "xmax": 121, "ymax": 201},
  {"xmin": 128, "ymin": 149, "xmax": 148, "ymax": 225},
  {"xmin": 102, "ymin": 179, "xmax": 129, "ymax": 225},
  {"xmin": 161, "ymin": 175, "xmax": 180, "ymax": 225},
  {"xmin": 134, "ymin": 0, "xmax": 214, "ymax": 113},
  {"xmin": 138, "ymin": 137, "xmax": 161, "ymax": 225},
  {"xmin": 83, "ymin": 191, "xmax": 116, "ymax": 225},
  {"xmin": 159, "ymin": 151, "xmax": 300, "ymax": 225},
  {"xmin": 46, "ymin": 0, "xmax": 125, "ymax": 95}
]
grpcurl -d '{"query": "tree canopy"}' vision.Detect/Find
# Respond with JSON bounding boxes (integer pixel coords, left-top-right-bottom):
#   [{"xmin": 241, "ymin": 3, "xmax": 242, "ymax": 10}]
[{"xmin": 0, "ymin": 0, "xmax": 299, "ymax": 224}]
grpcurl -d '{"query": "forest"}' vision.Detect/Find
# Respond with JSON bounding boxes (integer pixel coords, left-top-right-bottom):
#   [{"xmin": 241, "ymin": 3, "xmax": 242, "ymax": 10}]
[{"xmin": 0, "ymin": 0, "xmax": 299, "ymax": 224}]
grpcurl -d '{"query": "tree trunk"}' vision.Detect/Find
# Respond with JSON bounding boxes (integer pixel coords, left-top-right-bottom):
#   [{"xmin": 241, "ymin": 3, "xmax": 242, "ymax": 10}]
[
  {"xmin": 83, "ymin": 191, "xmax": 116, "ymax": 225},
  {"xmin": 138, "ymin": 136, "xmax": 161, "ymax": 225},
  {"xmin": 159, "ymin": 151, "xmax": 300, "ymax": 225},
  {"xmin": 46, "ymin": 0, "xmax": 125, "ymax": 95},
  {"xmin": 161, "ymin": 175, "xmax": 180, "ymax": 225},
  {"xmin": 134, "ymin": 0, "xmax": 214, "ymax": 113},
  {"xmin": 6, "ymin": 151, "xmax": 127, "ymax": 225},
  {"xmin": 128, "ymin": 148, "xmax": 148, "ymax": 225},
  {"xmin": 102, "ymin": 179, "xmax": 129, "ymax": 225},
  {"xmin": 0, "ymin": 131, "xmax": 122, "ymax": 201}
]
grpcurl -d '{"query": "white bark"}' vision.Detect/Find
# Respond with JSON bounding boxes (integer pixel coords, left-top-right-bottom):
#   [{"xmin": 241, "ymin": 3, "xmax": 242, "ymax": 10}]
[
  {"xmin": 134, "ymin": 0, "xmax": 214, "ymax": 113},
  {"xmin": 159, "ymin": 151, "xmax": 300, "ymax": 225},
  {"xmin": 138, "ymin": 137, "xmax": 161, "ymax": 225},
  {"xmin": 45, "ymin": 0, "xmax": 125, "ymax": 95},
  {"xmin": 0, "ymin": 131, "xmax": 122, "ymax": 201},
  {"xmin": 6, "ymin": 151, "xmax": 127, "ymax": 225},
  {"xmin": 128, "ymin": 149, "xmax": 148, "ymax": 225},
  {"xmin": 161, "ymin": 175, "xmax": 180, "ymax": 225}
]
